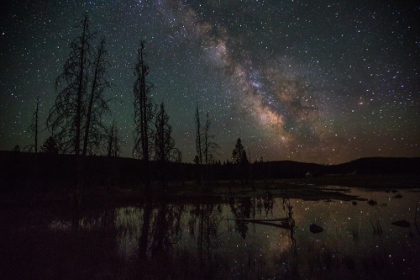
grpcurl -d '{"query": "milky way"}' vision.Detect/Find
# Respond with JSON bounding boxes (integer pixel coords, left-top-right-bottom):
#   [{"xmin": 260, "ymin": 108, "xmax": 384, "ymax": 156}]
[{"xmin": 1, "ymin": 0, "xmax": 419, "ymax": 164}]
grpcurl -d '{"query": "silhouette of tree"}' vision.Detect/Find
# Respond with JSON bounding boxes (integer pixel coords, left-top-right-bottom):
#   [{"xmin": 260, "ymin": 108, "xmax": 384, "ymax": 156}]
[
  {"xmin": 133, "ymin": 41, "xmax": 154, "ymax": 194},
  {"xmin": 193, "ymin": 155, "xmax": 200, "ymax": 164},
  {"xmin": 195, "ymin": 105, "xmax": 203, "ymax": 165},
  {"xmin": 153, "ymin": 101, "xmax": 180, "ymax": 186},
  {"xmin": 203, "ymin": 112, "xmax": 219, "ymax": 165},
  {"xmin": 195, "ymin": 107, "xmax": 219, "ymax": 185},
  {"xmin": 41, "ymin": 136, "xmax": 59, "ymax": 154},
  {"xmin": 47, "ymin": 14, "xmax": 112, "ymax": 205},
  {"xmin": 104, "ymin": 121, "xmax": 121, "ymax": 187},
  {"xmin": 194, "ymin": 105, "xmax": 203, "ymax": 185},
  {"xmin": 173, "ymin": 149, "xmax": 182, "ymax": 163},
  {"xmin": 27, "ymin": 96, "xmax": 40, "ymax": 153},
  {"xmin": 241, "ymin": 150, "xmax": 249, "ymax": 164},
  {"xmin": 232, "ymin": 138, "xmax": 249, "ymax": 183},
  {"xmin": 82, "ymin": 37, "xmax": 112, "ymax": 156},
  {"xmin": 12, "ymin": 145, "xmax": 21, "ymax": 152},
  {"xmin": 47, "ymin": 16, "xmax": 111, "ymax": 156},
  {"xmin": 106, "ymin": 121, "xmax": 121, "ymax": 157},
  {"xmin": 203, "ymin": 112, "xmax": 219, "ymax": 181},
  {"xmin": 232, "ymin": 138, "xmax": 245, "ymax": 164},
  {"xmin": 153, "ymin": 102, "xmax": 177, "ymax": 162},
  {"xmin": 47, "ymin": 14, "xmax": 94, "ymax": 155}
]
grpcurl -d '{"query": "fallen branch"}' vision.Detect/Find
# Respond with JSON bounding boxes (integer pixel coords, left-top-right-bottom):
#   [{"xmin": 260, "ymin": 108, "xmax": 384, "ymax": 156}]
[
  {"xmin": 231, "ymin": 218, "xmax": 289, "ymax": 223},
  {"xmin": 231, "ymin": 218, "xmax": 294, "ymax": 230}
]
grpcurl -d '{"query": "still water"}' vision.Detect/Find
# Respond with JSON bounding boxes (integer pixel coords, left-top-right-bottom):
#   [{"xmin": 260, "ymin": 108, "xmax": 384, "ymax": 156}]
[{"xmin": 11, "ymin": 187, "xmax": 420, "ymax": 279}]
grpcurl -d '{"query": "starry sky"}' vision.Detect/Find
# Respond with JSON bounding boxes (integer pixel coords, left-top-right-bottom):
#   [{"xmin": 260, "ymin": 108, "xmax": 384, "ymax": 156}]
[{"xmin": 1, "ymin": 0, "xmax": 419, "ymax": 164}]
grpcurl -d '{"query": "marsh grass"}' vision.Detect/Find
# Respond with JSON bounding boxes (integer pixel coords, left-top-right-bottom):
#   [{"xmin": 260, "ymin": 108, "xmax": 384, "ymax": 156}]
[
  {"xmin": 352, "ymin": 224, "xmax": 360, "ymax": 241},
  {"xmin": 370, "ymin": 219, "xmax": 383, "ymax": 237}
]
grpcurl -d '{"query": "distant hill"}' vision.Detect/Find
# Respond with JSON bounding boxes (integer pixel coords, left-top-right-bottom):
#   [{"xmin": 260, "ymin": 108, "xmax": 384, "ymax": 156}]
[
  {"xmin": 249, "ymin": 157, "xmax": 420, "ymax": 178},
  {"xmin": 320, "ymin": 157, "xmax": 420, "ymax": 175}
]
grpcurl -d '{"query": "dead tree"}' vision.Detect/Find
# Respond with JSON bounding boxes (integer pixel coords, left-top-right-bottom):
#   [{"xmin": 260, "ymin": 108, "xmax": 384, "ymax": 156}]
[
  {"xmin": 194, "ymin": 105, "xmax": 203, "ymax": 185},
  {"xmin": 153, "ymin": 101, "xmax": 179, "ymax": 187},
  {"xmin": 47, "ymin": 14, "xmax": 111, "ymax": 205},
  {"xmin": 82, "ymin": 37, "xmax": 112, "ymax": 156},
  {"xmin": 28, "ymin": 96, "xmax": 40, "ymax": 153},
  {"xmin": 47, "ymin": 14, "xmax": 93, "ymax": 155},
  {"xmin": 106, "ymin": 121, "xmax": 121, "ymax": 158},
  {"xmin": 203, "ymin": 112, "xmax": 219, "ymax": 182},
  {"xmin": 133, "ymin": 41, "xmax": 154, "ymax": 195}
]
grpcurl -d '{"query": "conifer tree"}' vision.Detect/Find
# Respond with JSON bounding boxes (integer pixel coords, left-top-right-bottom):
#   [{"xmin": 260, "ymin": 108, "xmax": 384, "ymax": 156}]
[{"xmin": 47, "ymin": 14, "xmax": 112, "ymax": 205}]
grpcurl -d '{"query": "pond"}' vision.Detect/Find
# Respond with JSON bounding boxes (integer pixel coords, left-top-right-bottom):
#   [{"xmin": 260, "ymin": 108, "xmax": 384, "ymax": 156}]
[{"xmin": 2, "ymin": 186, "xmax": 420, "ymax": 279}]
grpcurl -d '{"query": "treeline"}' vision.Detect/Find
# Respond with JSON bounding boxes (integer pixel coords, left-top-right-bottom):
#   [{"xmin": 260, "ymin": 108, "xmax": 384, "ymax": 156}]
[
  {"xmin": 2, "ymin": 151, "xmax": 419, "ymax": 193},
  {"xmin": 0, "ymin": 151, "xmax": 310, "ymax": 192}
]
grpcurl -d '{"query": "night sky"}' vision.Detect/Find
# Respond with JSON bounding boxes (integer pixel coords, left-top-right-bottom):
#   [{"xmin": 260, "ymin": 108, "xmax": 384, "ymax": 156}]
[{"xmin": 1, "ymin": 0, "xmax": 419, "ymax": 164}]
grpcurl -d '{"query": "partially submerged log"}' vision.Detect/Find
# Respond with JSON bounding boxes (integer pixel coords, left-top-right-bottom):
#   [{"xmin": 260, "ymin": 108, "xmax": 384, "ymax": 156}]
[
  {"xmin": 233, "ymin": 218, "xmax": 289, "ymax": 223},
  {"xmin": 392, "ymin": 220, "xmax": 410, "ymax": 228},
  {"xmin": 232, "ymin": 218, "xmax": 294, "ymax": 229}
]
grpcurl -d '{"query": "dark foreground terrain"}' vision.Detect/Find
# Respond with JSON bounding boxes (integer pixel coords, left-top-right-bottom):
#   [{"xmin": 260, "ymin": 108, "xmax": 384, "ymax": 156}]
[
  {"xmin": 1, "ymin": 151, "xmax": 420, "ymax": 279},
  {"xmin": 1, "ymin": 175, "xmax": 420, "ymax": 279}
]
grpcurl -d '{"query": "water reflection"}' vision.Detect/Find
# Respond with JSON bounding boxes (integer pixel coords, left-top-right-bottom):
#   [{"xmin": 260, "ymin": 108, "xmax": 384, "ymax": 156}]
[
  {"xmin": 115, "ymin": 207, "xmax": 141, "ymax": 258},
  {"xmin": 46, "ymin": 188, "xmax": 420, "ymax": 278},
  {"xmin": 230, "ymin": 194, "xmax": 296, "ymax": 243}
]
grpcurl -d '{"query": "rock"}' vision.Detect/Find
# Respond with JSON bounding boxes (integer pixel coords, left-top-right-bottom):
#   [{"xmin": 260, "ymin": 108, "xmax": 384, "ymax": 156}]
[
  {"xmin": 310, "ymin": 223, "xmax": 324, "ymax": 233},
  {"xmin": 392, "ymin": 220, "xmax": 410, "ymax": 228}
]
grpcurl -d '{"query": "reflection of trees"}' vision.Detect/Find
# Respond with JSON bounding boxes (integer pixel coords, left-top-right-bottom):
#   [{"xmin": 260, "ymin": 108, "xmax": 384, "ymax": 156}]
[
  {"xmin": 199, "ymin": 204, "xmax": 222, "ymax": 271},
  {"xmin": 229, "ymin": 197, "xmax": 253, "ymax": 238},
  {"xmin": 229, "ymin": 193, "xmax": 274, "ymax": 239},
  {"xmin": 187, "ymin": 203, "xmax": 223, "ymax": 275},
  {"xmin": 138, "ymin": 202, "xmax": 152, "ymax": 261},
  {"xmin": 253, "ymin": 196, "xmax": 295, "ymax": 243},
  {"xmin": 229, "ymin": 194, "xmax": 295, "ymax": 243},
  {"xmin": 138, "ymin": 201, "xmax": 184, "ymax": 263},
  {"xmin": 151, "ymin": 202, "xmax": 183, "ymax": 255},
  {"xmin": 114, "ymin": 207, "xmax": 141, "ymax": 258}
]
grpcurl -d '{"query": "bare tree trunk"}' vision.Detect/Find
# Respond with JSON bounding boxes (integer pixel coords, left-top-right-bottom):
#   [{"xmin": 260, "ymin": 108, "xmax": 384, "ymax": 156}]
[
  {"xmin": 158, "ymin": 106, "xmax": 165, "ymax": 188},
  {"xmin": 75, "ymin": 15, "xmax": 88, "ymax": 157},
  {"xmin": 140, "ymin": 46, "xmax": 151, "ymax": 195},
  {"xmin": 83, "ymin": 46, "xmax": 99, "ymax": 156},
  {"xmin": 74, "ymin": 16, "xmax": 89, "ymax": 206},
  {"xmin": 34, "ymin": 96, "xmax": 39, "ymax": 153},
  {"xmin": 195, "ymin": 105, "xmax": 203, "ymax": 186}
]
